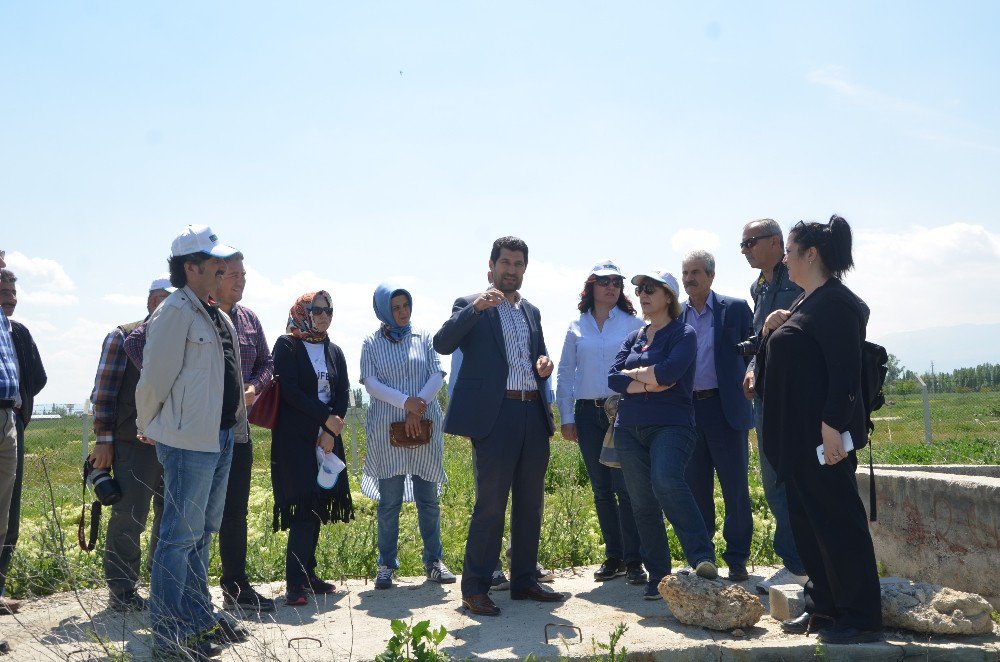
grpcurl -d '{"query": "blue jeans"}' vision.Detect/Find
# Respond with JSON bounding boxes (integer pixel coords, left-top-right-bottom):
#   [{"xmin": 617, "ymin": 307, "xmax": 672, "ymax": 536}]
[
  {"xmin": 150, "ymin": 428, "xmax": 234, "ymax": 645},
  {"xmin": 754, "ymin": 397, "xmax": 806, "ymax": 576},
  {"xmin": 377, "ymin": 475, "xmax": 443, "ymax": 569},
  {"xmin": 575, "ymin": 401, "xmax": 641, "ymax": 565},
  {"xmin": 614, "ymin": 424, "xmax": 714, "ymax": 583}
]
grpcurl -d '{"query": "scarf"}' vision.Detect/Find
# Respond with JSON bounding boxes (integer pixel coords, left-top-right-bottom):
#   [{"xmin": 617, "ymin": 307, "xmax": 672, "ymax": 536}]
[
  {"xmin": 287, "ymin": 290, "xmax": 331, "ymax": 344},
  {"xmin": 372, "ymin": 281, "xmax": 412, "ymax": 342}
]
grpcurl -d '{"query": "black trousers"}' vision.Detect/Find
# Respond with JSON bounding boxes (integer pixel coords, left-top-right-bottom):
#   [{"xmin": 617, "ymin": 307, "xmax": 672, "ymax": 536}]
[
  {"xmin": 462, "ymin": 398, "xmax": 550, "ymax": 597},
  {"xmin": 219, "ymin": 439, "xmax": 253, "ymax": 587},
  {"xmin": 786, "ymin": 455, "xmax": 882, "ymax": 630},
  {"xmin": 285, "ymin": 518, "xmax": 320, "ymax": 587},
  {"xmin": 0, "ymin": 416, "xmax": 23, "ymax": 595}
]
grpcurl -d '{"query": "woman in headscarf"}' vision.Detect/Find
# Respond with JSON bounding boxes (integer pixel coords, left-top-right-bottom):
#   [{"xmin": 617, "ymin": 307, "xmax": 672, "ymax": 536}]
[
  {"xmin": 360, "ymin": 282, "xmax": 452, "ymax": 590},
  {"xmin": 271, "ymin": 290, "xmax": 353, "ymax": 606}
]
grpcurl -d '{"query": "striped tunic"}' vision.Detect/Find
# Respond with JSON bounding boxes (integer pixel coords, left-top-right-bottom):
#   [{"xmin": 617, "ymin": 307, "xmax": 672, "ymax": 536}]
[
  {"xmin": 360, "ymin": 328, "xmax": 447, "ymax": 502},
  {"xmin": 495, "ymin": 296, "xmax": 537, "ymax": 391}
]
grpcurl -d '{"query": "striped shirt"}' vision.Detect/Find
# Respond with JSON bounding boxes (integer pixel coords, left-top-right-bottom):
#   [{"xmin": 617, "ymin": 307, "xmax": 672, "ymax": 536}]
[
  {"xmin": 359, "ymin": 328, "xmax": 446, "ymax": 502},
  {"xmin": 0, "ymin": 308, "xmax": 19, "ymax": 401},
  {"xmin": 495, "ymin": 295, "xmax": 537, "ymax": 391},
  {"xmin": 90, "ymin": 328, "xmax": 130, "ymax": 444}
]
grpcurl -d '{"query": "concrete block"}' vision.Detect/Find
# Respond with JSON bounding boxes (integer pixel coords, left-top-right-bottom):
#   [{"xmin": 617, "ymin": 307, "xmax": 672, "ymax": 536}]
[{"xmin": 767, "ymin": 584, "xmax": 804, "ymax": 621}]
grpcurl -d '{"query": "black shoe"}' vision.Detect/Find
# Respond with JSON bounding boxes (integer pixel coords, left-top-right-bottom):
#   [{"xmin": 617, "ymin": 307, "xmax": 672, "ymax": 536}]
[
  {"xmin": 151, "ymin": 639, "xmax": 223, "ymax": 661},
  {"xmin": 726, "ymin": 563, "xmax": 749, "ymax": 582},
  {"xmin": 202, "ymin": 617, "xmax": 250, "ymax": 645},
  {"xmin": 817, "ymin": 623, "xmax": 882, "ymax": 645},
  {"xmin": 1, "ymin": 639, "xmax": 10, "ymax": 654},
  {"xmin": 625, "ymin": 563, "xmax": 648, "ymax": 585},
  {"xmin": 781, "ymin": 612, "xmax": 834, "ymax": 635},
  {"xmin": 642, "ymin": 582, "xmax": 662, "ymax": 600},
  {"xmin": 594, "ymin": 558, "xmax": 627, "ymax": 581},
  {"xmin": 109, "ymin": 592, "xmax": 147, "ymax": 613},
  {"xmin": 222, "ymin": 582, "xmax": 275, "ymax": 613}
]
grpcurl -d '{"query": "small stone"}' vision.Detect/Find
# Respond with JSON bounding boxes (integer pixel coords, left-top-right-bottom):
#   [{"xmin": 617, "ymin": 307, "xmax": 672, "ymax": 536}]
[
  {"xmin": 731, "ymin": 628, "xmax": 745, "ymax": 637},
  {"xmin": 659, "ymin": 573, "xmax": 765, "ymax": 631},
  {"xmin": 768, "ymin": 584, "xmax": 804, "ymax": 621},
  {"xmin": 880, "ymin": 578, "xmax": 994, "ymax": 635}
]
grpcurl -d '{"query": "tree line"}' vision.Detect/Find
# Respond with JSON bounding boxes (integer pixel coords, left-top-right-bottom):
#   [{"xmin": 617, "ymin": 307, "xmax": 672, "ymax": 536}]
[{"xmin": 887, "ymin": 355, "xmax": 999, "ymax": 394}]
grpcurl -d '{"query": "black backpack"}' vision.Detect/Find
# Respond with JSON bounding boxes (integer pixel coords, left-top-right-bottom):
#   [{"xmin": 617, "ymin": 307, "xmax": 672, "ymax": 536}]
[{"xmin": 859, "ymin": 340, "xmax": 888, "ymax": 521}]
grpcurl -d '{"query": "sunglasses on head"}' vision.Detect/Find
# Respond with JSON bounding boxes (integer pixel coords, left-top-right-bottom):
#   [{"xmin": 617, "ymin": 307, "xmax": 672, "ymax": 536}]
[
  {"xmin": 739, "ymin": 234, "xmax": 776, "ymax": 250},
  {"xmin": 635, "ymin": 283, "xmax": 662, "ymax": 295},
  {"xmin": 310, "ymin": 306, "xmax": 333, "ymax": 316},
  {"xmin": 594, "ymin": 276, "xmax": 623, "ymax": 288}
]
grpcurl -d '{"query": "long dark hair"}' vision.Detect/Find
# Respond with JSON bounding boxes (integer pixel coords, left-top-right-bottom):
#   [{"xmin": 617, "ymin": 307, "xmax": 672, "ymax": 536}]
[
  {"xmin": 578, "ymin": 279, "xmax": 637, "ymax": 315},
  {"xmin": 789, "ymin": 215, "xmax": 854, "ymax": 279}
]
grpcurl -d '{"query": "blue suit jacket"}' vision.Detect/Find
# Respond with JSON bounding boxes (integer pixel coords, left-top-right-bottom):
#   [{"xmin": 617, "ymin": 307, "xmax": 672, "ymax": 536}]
[
  {"xmin": 684, "ymin": 292, "xmax": 754, "ymax": 431},
  {"xmin": 433, "ymin": 293, "xmax": 555, "ymax": 439}
]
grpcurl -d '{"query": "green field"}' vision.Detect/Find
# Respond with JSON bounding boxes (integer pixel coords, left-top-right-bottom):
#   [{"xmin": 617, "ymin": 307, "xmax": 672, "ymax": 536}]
[{"xmin": 9, "ymin": 391, "xmax": 999, "ymax": 600}]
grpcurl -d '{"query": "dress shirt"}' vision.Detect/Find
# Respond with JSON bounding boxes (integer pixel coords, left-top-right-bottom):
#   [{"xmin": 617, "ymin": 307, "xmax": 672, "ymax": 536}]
[
  {"xmin": 4, "ymin": 315, "xmax": 20, "ymax": 408},
  {"xmin": 0, "ymin": 309, "xmax": 20, "ymax": 402},
  {"xmin": 90, "ymin": 328, "xmax": 128, "ymax": 444},
  {"xmin": 684, "ymin": 292, "xmax": 719, "ymax": 391},
  {"xmin": 556, "ymin": 307, "xmax": 643, "ymax": 424},
  {"xmin": 495, "ymin": 295, "xmax": 537, "ymax": 391}
]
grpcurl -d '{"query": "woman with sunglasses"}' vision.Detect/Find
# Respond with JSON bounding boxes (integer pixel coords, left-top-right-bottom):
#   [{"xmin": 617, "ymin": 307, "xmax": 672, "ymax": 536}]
[
  {"xmin": 360, "ymin": 282, "xmax": 454, "ymax": 590},
  {"xmin": 556, "ymin": 260, "xmax": 646, "ymax": 586},
  {"xmin": 609, "ymin": 269, "xmax": 717, "ymax": 600},
  {"xmin": 271, "ymin": 291, "xmax": 354, "ymax": 606}
]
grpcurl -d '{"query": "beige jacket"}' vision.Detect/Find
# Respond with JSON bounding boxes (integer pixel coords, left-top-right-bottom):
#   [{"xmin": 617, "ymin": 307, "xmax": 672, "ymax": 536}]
[{"xmin": 135, "ymin": 286, "xmax": 248, "ymax": 451}]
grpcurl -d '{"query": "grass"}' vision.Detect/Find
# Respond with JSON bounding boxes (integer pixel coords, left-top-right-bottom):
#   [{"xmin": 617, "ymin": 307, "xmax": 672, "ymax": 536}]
[{"xmin": 9, "ymin": 390, "xmax": 999, "ymax": 600}]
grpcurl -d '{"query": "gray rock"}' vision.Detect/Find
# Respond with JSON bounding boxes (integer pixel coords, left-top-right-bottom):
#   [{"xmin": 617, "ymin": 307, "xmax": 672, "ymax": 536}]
[
  {"xmin": 880, "ymin": 577, "xmax": 995, "ymax": 635},
  {"xmin": 659, "ymin": 572, "xmax": 765, "ymax": 631},
  {"xmin": 768, "ymin": 584, "xmax": 805, "ymax": 621}
]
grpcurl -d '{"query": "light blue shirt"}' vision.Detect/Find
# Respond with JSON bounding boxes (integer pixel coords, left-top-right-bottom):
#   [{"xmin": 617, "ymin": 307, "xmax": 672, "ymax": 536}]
[
  {"xmin": 684, "ymin": 291, "xmax": 719, "ymax": 391},
  {"xmin": 556, "ymin": 307, "xmax": 644, "ymax": 424},
  {"xmin": 0, "ymin": 308, "xmax": 19, "ymax": 401}
]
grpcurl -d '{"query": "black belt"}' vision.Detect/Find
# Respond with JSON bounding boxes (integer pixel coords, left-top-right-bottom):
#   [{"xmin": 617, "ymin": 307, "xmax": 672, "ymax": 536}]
[
  {"xmin": 578, "ymin": 398, "xmax": 607, "ymax": 408},
  {"xmin": 692, "ymin": 388, "xmax": 719, "ymax": 400},
  {"xmin": 0, "ymin": 399, "xmax": 14, "ymax": 409},
  {"xmin": 505, "ymin": 389, "xmax": 541, "ymax": 401}
]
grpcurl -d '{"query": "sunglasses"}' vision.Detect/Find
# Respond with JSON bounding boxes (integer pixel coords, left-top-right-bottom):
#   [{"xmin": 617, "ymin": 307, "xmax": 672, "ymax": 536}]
[
  {"xmin": 635, "ymin": 283, "xmax": 663, "ymax": 295},
  {"xmin": 739, "ymin": 234, "xmax": 776, "ymax": 250},
  {"xmin": 310, "ymin": 306, "xmax": 333, "ymax": 316},
  {"xmin": 594, "ymin": 276, "xmax": 623, "ymax": 288}
]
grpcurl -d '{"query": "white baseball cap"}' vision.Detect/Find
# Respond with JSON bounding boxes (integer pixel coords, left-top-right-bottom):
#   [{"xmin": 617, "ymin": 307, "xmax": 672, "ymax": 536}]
[
  {"xmin": 588, "ymin": 259, "xmax": 624, "ymax": 279},
  {"xmin": 631, "ymin": 268, "xmax": 680, "ymax": 298},
  {"xmin": 149, "ymin": 275, "xmax": 175, "ymax": 293},
  {"xmin": 170, "ymin": 225, "xmax": 238, "ymax": 259}
]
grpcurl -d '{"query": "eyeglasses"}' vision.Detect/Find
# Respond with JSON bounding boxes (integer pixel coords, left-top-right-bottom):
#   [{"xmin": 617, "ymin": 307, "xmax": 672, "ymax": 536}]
[
  {"xmin": 635, "ymin": 283, "xmax": 662, "ymax": 295},
  {"xmin": 594, "ymin": 276, "xmax": 623, "ymax": 288},
  {"xmin": 739, "ymin": 234, "xmax": 776, "ymax": 250},
  {"xmin": 310, "ymin": 307, "xmax": 333, "ymax": 316}
]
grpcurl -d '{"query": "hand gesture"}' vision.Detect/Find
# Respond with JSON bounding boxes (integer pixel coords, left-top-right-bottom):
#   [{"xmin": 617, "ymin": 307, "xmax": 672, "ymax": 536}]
[
  {"xmin": 821, "ymin": 422, "xmax": 846, "ymax": 465},
  {"xmin": 404, "ymin": 411, "xmax": 423, "ymax": 438},
  {"xmin": 535, "ymin": 355, "xmax": 554, "ymax": 378},
  {"xmin": 243, "ymin": 384, "xmax": 257, "ymax": 408},
  {"xmin": 762, "ymin": 309, "xmax": 791, "ymax": 337},
  {"xmin": 561, "ymin": 423, "xmax": 578, "ymax": 442},
  {"xmin": 325, "ymin": 414, "xmax": 345, "ymax": 436},
  {"xmin": 404, "ymin": 396, "xmax": 427, "ymax": 416},
  {"xmin": 742, "ymin": 370, "xmax": 755, "ymax": 400},
  {"xmin": 88, "ymin": 444, "xmax": 114, "ymax": 470},
  {"xmin": 317, "ymin": 430, "xmax": 336, "ymax": 454},
  {"xmin": 473, "ymin": 288, "xmax": 506, "ymax": 313}
]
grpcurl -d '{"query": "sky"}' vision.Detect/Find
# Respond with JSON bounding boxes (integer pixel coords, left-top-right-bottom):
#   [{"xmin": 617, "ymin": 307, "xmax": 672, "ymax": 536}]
[{"xmin": 2, "ymin": 2, "xmax": 999, "ymax": 404}]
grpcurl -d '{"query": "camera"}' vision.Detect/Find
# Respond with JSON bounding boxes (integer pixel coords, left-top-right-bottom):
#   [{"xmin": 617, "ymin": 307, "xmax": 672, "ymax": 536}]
[
  {"xmin": 735, "ymin": 334, "xmax": 761, "ymax": 357},
  {"xmin": 83, "ymin": 459, "xmax": 122, "ymax": 506}
]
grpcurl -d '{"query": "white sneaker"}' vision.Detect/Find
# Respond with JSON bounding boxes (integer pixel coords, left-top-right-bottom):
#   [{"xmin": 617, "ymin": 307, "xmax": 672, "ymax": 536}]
[{"xmin": 756, "ymin": 567, "xmax": 808, "ymax": 595}]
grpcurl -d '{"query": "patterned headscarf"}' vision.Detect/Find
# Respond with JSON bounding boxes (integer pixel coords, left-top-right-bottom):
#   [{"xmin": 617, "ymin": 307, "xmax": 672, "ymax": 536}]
[
  {"xmin": 373, "ymin": 281, "xmax": 412, "ymax": 342},
  {"xmin": 287, "ymin": 290, "xmax": 331, "ymax": 344}
]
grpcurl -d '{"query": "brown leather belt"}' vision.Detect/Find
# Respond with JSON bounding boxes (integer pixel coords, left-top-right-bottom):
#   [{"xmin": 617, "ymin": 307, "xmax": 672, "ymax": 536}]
[
  {"xmin": 505, "ymin": 389, "xmax": 541, "ymax": 401},
  {"xmin": 692, "ymin": 388, "xmax": 719, "ymax": 400}
]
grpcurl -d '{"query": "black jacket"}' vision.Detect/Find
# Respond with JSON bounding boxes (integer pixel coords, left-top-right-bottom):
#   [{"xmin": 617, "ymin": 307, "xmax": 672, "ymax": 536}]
[{"xmin": 10, "ymin": 320, "xmax": 46, "ymax": 427}]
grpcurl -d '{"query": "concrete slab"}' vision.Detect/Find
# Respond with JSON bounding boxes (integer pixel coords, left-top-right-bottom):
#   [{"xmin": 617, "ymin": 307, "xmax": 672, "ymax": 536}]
[{"xmin": 2, "ymin": 566, "xmax": 998, "ymax": 661}]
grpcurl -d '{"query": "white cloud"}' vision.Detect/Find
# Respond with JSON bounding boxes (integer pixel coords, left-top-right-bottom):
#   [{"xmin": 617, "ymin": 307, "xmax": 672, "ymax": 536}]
[
  {"xmin": 4, "ymin": 251, "xmax": 78, "ymax": 307},
  {"xmin": 670, "ymin": 228, "xmax": 720, "ymax": 254},
  {"xmin": 806, "ymin": 65, "xmax": 929, "ymax": 117},
  {"xmin": 103, "ymin": 293, "xmax": 147, "ymax": 306}
]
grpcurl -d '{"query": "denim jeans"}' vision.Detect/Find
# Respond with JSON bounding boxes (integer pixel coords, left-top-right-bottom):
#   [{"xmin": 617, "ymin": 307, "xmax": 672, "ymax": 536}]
[
  {"xmin": 575, "ymin": 401, "xmax": 641, "ymax": 565},
  {"xmin": 150, "ymin": 428, "xmax": 234, "ymax": 646},
  {"xmin": 614, "ymin": 424, "xmax": 714, "ymax": 582},
  {"xmin": 377, "ymin": 474, "xmax": 443, "ymax": 569},
  {"xmin": 754, "ymin": 397, "xmax": 806, "ymax": 576}
]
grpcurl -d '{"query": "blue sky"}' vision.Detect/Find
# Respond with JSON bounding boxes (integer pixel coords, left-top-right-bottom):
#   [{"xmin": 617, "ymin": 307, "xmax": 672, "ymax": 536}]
[{"xmin": 3, "ymin": 2, "xmax": 999, "ymax": 403}]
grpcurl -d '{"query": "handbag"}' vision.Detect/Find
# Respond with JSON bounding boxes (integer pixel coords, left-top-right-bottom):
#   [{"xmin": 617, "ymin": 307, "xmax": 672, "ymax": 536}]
[
  {"xmin": 389, "ymin": 419, "xmax": 432, "ymax": 448},
  {"xmin": 598, "ymin": 394, "xmax": 621, "ymax": 468},
  {"xmin": 248, "ymin": 376, "xmax": 281, "ymax": 430}
]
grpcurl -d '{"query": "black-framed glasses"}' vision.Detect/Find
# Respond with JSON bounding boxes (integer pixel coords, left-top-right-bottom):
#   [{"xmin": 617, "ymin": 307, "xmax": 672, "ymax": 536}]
[
  {"xmin": 594, "ymin": 276, "xmax": 623, "ymax": 288},
  {"xmin": 635, "ymin": 283, "xmax": 662, "ymax": 295},
  {"xmin": 739, "ymin": 234, "xmax": 776, "ymax": 250},
  {"xmin": 310, "ymin": 306, "xmax": 333, "ymax": 316}
]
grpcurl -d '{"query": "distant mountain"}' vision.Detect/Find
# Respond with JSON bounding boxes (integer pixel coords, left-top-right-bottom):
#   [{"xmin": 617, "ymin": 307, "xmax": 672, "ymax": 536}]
[{"xmin": 872, "ymin": 323, "xmax": 1000, "ymax": 374}]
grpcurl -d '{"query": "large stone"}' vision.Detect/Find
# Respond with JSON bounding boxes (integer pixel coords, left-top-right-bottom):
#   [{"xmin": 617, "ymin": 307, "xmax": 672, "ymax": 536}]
[
  {"xmin": 880, "ymin": 577, "xmax": 995, "ymax": 635},
  {"xmin": 659, "ymin": 572, "xmax": 765, "ymax": 631},
  {"xmin": 768, "ymin": 584, "xmax": 805, "ymax": 621}
]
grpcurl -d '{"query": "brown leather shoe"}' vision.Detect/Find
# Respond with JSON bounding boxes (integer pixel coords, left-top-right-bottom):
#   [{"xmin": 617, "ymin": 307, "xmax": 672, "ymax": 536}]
[
  {"xmin": 0, "ymin": 597, "xmax": 20, "ymax": 616},
  {"xmin": 462, "ymin": 593, "xmax": 501, "ymax": 616},
  {"xmin": 510, "ymin": 583, "xmax": 568, "ymax": 602}
]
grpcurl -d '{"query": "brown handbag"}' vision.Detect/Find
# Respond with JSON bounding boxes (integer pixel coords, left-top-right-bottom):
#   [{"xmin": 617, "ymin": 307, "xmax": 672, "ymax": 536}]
[
  {"xmin": 248, "ymin": 376, "xmax": 281, "ymax": 430},
  {"xmin": 389, "ymin": 420, "xmax": 432, "ymax": 448}
]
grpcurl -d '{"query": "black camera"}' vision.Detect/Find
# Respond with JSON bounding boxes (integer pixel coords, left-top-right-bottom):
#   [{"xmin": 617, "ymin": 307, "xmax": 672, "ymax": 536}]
[
  {"xmin": 83, "ymin": 459, "xmax": 122, "ymax": 506},
  {"xmin": 735, "ymin": 334, "xmax": 761, "ymax": 357}
]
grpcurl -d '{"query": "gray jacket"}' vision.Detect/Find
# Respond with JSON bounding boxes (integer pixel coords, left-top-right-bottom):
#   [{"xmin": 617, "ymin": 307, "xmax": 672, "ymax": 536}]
[{"xmin": 748, "ymin": 262, "xmax": 802, "ymax": 376}]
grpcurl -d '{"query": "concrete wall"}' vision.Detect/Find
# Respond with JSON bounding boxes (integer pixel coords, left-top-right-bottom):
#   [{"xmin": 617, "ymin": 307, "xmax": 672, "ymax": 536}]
[{"xmin": 856, "ymin": 465, "xmax": 1000, "ymax": 607}]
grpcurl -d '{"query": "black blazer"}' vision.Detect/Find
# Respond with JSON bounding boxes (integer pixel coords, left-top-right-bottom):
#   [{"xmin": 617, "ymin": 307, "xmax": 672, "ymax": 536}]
[
  {"xmin": 434, "ymin": 293, "xmax": 555, "ymax": 439},
  {"xmin": 10, "ymin": 320, "xmax": 46, "ymax": 428}
]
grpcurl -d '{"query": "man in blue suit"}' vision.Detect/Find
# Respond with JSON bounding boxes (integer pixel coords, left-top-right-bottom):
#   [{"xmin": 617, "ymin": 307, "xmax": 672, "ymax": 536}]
[
  {"xmin": 434, "ymin": 236, "xmax": 563, "ymax": 616},
  {"xmin": 681, "ymin": 250, "xmax": 755, "ymax": 582}
]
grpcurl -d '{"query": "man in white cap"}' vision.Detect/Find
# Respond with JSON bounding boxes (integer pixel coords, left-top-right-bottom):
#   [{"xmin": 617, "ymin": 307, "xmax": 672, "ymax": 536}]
[
  {"xmin": 136, "ymin": 226, "xmax": 249, "ymax": 660},
  {"xmin": 89, "ymin": 277, "xmax": 172, "ymax": 613}
]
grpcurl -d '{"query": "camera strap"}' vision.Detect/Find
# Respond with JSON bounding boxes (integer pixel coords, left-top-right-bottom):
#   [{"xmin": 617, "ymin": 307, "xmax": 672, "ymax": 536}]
[{"xmin": 77, "ymin": 500, "xmax": 102, "ymax": 552}]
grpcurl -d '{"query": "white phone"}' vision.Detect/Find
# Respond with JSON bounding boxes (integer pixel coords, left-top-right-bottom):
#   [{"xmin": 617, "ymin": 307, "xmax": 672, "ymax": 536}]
[{"xmin": 816, "ymin": 431, "xmax": 854, "ymax": 465}]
